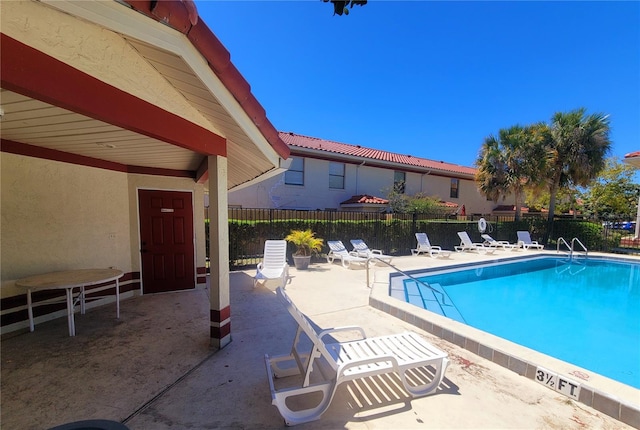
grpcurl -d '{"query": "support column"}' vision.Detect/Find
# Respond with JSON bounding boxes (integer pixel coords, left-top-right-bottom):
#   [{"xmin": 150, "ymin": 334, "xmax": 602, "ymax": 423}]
[{"xmin": 208, "ymin": 155, "xmax": 231, "ymax": 349}]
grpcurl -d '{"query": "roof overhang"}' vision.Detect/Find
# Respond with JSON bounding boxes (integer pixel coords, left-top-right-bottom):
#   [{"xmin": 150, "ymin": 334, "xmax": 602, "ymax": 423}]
[
  {"xmin": 289, "ymin": 146, "xmax": 476, "ymax": 180},
  {"xmin": 0, "ymin": 0, "xmax": 289, "ymax": 189},
  {"xmin": 623, "ymin": 151, "xmax": 640, "ymax": 169}
]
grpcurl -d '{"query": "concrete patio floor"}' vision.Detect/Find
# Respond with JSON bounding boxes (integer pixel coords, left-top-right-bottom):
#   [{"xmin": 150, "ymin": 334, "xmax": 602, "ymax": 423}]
[{"xmin": 1, "ymin": 253, "xmax": 637, "ymax": 429}]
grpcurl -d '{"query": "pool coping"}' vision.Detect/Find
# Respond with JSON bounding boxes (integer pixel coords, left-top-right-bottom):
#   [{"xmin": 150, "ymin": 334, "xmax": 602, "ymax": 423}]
[{"xmin": 369, "ymin": 252, "xmax": 640, "ymax": 429}]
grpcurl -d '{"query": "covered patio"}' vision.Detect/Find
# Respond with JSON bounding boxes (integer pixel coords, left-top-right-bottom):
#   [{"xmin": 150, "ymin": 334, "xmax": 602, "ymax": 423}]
[{"xmin": 1, "ymin": 0, "xmax": 289, "ymax": 346}]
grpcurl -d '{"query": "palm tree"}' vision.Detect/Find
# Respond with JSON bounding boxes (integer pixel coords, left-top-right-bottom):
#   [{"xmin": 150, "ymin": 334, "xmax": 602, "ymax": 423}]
[
  {"xmin": 544, "ymin": 108, "xmax": 612, "ymax": 225},
  {"xmin": 476, "ymin": 125, "xmax": 544, "ymax": 221}
]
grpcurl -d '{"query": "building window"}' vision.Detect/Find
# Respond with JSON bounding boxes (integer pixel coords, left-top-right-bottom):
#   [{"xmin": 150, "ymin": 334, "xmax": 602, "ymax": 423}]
[
  {"xmin": 285, "ymin": 157, "xmax": 304, "ymax": 185},
  {"xmin": 450, "ymin": 178, "xmax": 459, "ymax": 198},
  {"xmin": 329, "ymin": 162, "xmax": 345, "ymax": 189},
  {"xmin": 394, "ymin": 171, "xmax": 406, "ymax": 194}
]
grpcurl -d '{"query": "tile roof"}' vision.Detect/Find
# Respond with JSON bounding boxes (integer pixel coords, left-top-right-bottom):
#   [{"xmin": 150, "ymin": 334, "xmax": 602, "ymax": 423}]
[
  {"xmin": 623, "ymin": 151, "xmax": 640, "ymax": 168},
  {"xmin": 340, "ymin": 195, "xmax": 389, "ymax": 205},
  {"xmin": 279, "ymin": 132, "xmax": 476, "ymax": 177},
  {"xmin": 625, "ymin": 151, "xmax": 640, "ymax": 159}
]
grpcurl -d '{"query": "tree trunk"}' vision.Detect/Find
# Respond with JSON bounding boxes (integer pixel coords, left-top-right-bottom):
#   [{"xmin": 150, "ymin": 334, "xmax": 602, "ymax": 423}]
[
  {"xmin": 514, "ymin": 190, "xmax": 523, "ymax": 221},
  {"xmin": 545, "ymin": 178, "xmax": 561, "ymax": 244}
]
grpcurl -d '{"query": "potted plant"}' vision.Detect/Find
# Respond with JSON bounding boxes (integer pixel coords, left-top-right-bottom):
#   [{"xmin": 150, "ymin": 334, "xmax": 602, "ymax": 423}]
[{"xmin": 285, "ymin": 229, "xmax": 324, "ymax": 270}]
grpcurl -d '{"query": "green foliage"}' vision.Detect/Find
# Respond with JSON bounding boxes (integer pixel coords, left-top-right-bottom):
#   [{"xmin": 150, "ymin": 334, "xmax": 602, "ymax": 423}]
[
  {"xmin": 475, "ymin": 125, "xmax": 547, "ymax": 220},
  {"xmin": 407, "ymin": 194, "xmax": 452, "ymax": 216},
  {"xmin": 475, "ymin": 108, "xmax": 612, "ymax": 230},
  {"xmin": 284, "ymin": 229, "xmax": 324, "ymax": 256},
  {"xmin": 224, "ymin": 210, "xmax": 621, "ymax": 268},
  {"xmin": 545, "ymin": 108, "xmax": 612, "ymax": 223},
  {"xmin": 324, "ymin": 0, "xmax": 367, "ymax": 16},
  {"xmin": 548, "ymin": 220, "xmax": 605, "ymax": 250},
  {"xmin": 580, "ymin": 157, "xmax": 639, "ymax": 219},
  {"xmin": 386, "ymin": 189, "xmax": 454, "ymax": 216}
]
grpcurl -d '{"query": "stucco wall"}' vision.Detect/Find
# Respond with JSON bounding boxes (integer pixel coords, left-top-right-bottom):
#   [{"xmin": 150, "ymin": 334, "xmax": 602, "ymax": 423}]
[
  {"xmin": 1, "ymin": 153, "xmax": 131, "ymax": 297},
  {"xmin": 229, "ymin": 157, "xmax": 505, "ymax": 213},
  {"xmin": 0, "ymin": 154, "xmax": 207, "ymax": 299}
]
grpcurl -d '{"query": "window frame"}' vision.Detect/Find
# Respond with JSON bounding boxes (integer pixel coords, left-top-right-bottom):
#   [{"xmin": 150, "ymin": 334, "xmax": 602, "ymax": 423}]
[
  {"xmin": 328, "ymin": 162, "xmax": 345, "ymax": 190},
  {"xmin": 450, "ymin": 178, "xmax": 459, "ymax": 199},
  {"xmin": 394, "ymin": 171, "xmax": 406, "ymax": 194},
  {"xmin": 284, "ymin": 157, "xmax": 304, "ymax": 186}
]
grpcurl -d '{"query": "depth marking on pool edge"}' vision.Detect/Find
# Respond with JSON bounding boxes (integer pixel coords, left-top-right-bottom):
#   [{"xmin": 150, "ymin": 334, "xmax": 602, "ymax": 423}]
[{"xmin": 535, "ymin": 366, "xmax": 581, "ymax": 400}]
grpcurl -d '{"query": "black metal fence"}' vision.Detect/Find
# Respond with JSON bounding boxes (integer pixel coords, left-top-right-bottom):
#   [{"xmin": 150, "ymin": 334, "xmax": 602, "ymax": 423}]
[{"xmin": 215, "ymin": 208, "xmax": 639, "ymax": 269}]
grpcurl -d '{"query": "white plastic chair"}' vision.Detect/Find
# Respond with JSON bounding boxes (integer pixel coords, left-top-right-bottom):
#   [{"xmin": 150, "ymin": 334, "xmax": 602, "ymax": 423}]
[
  {"xmin": 326, "ymin": 240, "xmax": 371, "ymax": 269},
  {"xmin": 481, "ymin": 234, "xmax": 518, "ymax": 251},
  {"xmin": 411, "ymin": 233, "xmax": 451, "ymax": 258},
  {"xmin": 349, "ymin": 239, "xmax": 393, "ymax": 264},
  {"xmin": 517, "ymin": 231, "xmax": 544, "ymax": 250},
  {"xmin": 265, "ymin": 287, "xmax": 450, "ymax": 426},
  {"xmin": 455, "ymin": 232, "xmax": 495, "ymax": 254},
  {"xmin": 254, "ymin": 240, "xmax": 290, "ymax": 288}
]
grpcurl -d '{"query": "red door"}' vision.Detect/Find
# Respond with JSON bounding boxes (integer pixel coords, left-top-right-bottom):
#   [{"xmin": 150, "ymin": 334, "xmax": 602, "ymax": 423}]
[{"xmin": 138, "ymin": 190, "xmax": 195, "ymax": 293}]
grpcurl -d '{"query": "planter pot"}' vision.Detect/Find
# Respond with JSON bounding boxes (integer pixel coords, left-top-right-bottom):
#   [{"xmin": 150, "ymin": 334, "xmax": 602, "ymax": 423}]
[{"xmin": 292, "ymin": 255, "xmax": 311, "ymax": 270}]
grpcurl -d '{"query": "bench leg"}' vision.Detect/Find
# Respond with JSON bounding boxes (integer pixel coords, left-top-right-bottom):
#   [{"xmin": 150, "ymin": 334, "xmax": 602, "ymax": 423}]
[
  {"xmin": 400, "ymin": 358, "xmax": 450, "ymax": 397},
  {"xmin": 265, "ymin": 354, "xmax": 337, "ymax": 426}
]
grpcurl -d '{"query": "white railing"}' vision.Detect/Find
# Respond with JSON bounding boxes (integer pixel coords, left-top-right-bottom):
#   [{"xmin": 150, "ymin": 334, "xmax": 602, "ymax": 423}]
[{"xmin": 556, "ymin": 237, "xmax": 588, "ymax": 260}]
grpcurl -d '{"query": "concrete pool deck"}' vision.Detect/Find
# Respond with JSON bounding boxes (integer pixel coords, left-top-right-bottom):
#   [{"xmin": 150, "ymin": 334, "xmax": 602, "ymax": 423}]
[{"xmin": 1, "ymin": 251, "xmax": 638, "ymax": 429}]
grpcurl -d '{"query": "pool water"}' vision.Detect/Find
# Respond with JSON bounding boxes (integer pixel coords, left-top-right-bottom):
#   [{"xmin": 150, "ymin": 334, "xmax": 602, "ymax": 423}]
[{"xmin": 399, "ymin": 256, "xmax": 640, "ymax": 389}]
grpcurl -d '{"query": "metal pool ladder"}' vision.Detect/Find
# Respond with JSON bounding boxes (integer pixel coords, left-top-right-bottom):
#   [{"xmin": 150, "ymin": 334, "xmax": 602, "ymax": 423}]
[
  {"xmin": 557, "ymin": 237, "xmax": 588, "ymax": 260},
  {"xmin": 366, "ymin": 256, "xmax": 466, "ymax": 322}
]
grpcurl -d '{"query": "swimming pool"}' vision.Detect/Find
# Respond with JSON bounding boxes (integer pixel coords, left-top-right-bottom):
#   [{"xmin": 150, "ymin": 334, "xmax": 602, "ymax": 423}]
[{"xmin": 390, "ymin": 255, "xmax": 640, "ymax": 389}]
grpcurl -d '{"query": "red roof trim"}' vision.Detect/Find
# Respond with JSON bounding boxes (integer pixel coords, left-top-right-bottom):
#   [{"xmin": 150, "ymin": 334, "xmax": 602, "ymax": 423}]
[
  {"xmin": 0, "ymin": 34, "xmax": 226, "ymax": 157},
  {"xmin": 280, "ymin": 132, "xmax": 476, "ymax": 177},
  {"xmin": 340, "ymin": 195, "xmax": 389, "ymax": 205},
  {"xmin": 624, "ymin": 151, "xmax": 640, "ymax": 159},
  {"xmin": 122, "ymin": 0, "xmax": 290, "ymax": 160},
  {"xmin": 1, "ymin": 139, "xmax": 195, "ymax": 178}
]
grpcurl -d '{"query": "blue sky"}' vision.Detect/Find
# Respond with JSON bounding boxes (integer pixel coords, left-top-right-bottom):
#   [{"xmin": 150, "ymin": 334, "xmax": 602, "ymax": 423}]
[{"xmin": 198, "ymin": 1, "xmax": 639, "ymax": 171}]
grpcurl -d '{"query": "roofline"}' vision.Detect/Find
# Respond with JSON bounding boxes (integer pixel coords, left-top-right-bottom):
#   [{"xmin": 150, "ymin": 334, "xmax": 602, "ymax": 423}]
[
  {"xmin": 120, "ymin": 0, "xmax": 289, "ymax": 160},
  {"xmin": 288, "ymin": 146, "xmax": 477, "ymax": 180}
]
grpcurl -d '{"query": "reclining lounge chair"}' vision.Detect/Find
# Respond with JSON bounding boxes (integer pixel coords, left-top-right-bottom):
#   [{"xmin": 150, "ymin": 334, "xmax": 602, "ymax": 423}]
[
  {"xmin": 265, "ymin": 287, "xmax": 450, "ymax": 425},
  {"xmin": 481, "ymin": 234, "xmax": 518, "ymax": 251},
  {"xmin": 349, "ymin": 239, "xmax": 393, "ymax": 264},
  {"xmin": 411, "ymin": 233, "xmax": 452, "ymax": 258},
  {"xmin": 326, "ymin": 240, "xmax": 371, "ymax": 269},
  {"xmin": 455, "ymin": 231, "xmax": 495, "ymax": 254},
  {"xmin": 517, "ymin": 231, "xmax": 544, "ymax": 250}
]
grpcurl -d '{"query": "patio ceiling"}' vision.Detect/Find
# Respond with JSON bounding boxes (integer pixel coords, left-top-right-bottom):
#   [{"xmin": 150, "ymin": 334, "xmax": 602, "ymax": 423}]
[
  {"xmin": 1, "ymin": 89, "xmax": 206, "ymax": 172},
  {"xmin": 0, "ymin": 0, "xmax": 289, "ymax": 189}
]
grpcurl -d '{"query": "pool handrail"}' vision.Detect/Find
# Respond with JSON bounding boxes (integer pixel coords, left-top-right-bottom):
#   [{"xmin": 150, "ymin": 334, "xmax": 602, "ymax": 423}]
[
  {"xmin": 556, "ymin": 237, "xmax": 588, "ymax": 260},
  {"xmin": 571, "ymin": 237, "xmax": 588, "ymax": 258},
  {"xmin": 365, "ymin": 256, "xmax": 464, "ymax": 320}
]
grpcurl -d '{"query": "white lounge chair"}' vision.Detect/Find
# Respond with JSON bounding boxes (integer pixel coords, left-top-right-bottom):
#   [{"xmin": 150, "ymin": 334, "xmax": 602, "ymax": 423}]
[
  {"xmin": 411, "ymin": 233, "xmax": 451, "ymax": 258},
  {"xmin": 254, "ymin": 240, "xmax": 290, "ymax": 288},
  {"xmin": 517, "ymin": 231, "xmax": 544, "ymax": 250},
  {"xmin": 265, "ymin": 287, "xmax": 450, "ymax": 426},
  {"xmin": 326, "ymin": 240, "xmax": 371, "ymax": 269},
  {"xmin": 349, "ymin": 239, "xmax": 393, "ymax": 264},
  {"xmin": 455, "ymin": 231, "xmax": 495, "ymax": 254},
  {"xmin": 481, "ymin": 234, "xmax": 518, "ymax": 251}
]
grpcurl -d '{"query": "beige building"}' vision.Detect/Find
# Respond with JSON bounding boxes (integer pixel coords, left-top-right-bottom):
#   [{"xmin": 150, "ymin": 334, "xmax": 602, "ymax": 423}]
[
  {"xmin": 0, "ymin": 0, "xmax": 289, "ymax": 343},
  {"xmin": 229, "ymin": 132, "xmax": 508, "ymax": 215}
]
